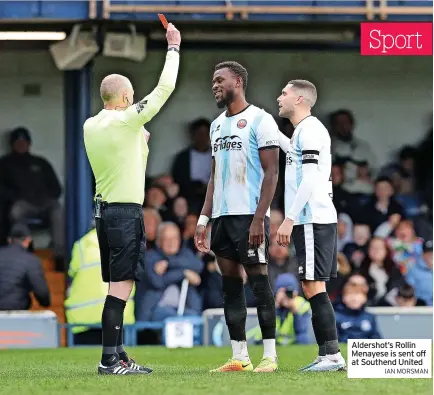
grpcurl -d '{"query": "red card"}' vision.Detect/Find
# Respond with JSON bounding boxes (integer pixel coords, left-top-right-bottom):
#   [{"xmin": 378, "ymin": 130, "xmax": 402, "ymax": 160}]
[{"xmin": 158, "ymin": 13, "xmax": 168, "ymax": 29}]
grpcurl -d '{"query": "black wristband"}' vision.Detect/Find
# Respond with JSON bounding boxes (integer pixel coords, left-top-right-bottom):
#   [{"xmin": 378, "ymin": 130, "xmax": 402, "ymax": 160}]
[{"xmin": 168, "ymin": 46, "xmax": 180, "ymax": 53}]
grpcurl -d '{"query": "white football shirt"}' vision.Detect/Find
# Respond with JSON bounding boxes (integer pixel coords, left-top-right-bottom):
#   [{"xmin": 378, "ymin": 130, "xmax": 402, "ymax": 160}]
[
  {"xmin": 210, "ymin": 105, "xmax": 279, "ymax": 218},
  {"xmin": 279, "ymin": 116, "xmax": 337, "ymax": 225}
]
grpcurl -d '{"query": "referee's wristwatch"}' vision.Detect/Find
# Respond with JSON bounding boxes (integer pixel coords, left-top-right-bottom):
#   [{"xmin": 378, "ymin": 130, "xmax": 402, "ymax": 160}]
[{"xmin": 168, "ymin": 46, "xmax": 180, "ymax": 53}]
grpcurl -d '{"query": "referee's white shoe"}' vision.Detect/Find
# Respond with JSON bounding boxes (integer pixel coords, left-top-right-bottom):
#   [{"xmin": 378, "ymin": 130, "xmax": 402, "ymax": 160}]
[{"xmin": 299, "ymin": 354, "xmax": 346, "ymax": 372}]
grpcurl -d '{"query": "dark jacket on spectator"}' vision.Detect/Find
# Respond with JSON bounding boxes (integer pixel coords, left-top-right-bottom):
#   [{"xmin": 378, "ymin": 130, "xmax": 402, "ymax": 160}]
[
  {"xmin": 359, "ymin": 196, "xmax": 404, "ymax": 233},
  {"xmin": 135, "ymin": 245, "xmax": 204, "ymax": 321},
  {"xmin": 0, "ymin": 244, "xmax": 50, "ymax": 310},
  {"xmin": 334, "ymin": 302, "xmax": 381, "ymax": 342},
  {"xmin": 0, "ymin": 152, "xmax": 62, "ymax": 205}
]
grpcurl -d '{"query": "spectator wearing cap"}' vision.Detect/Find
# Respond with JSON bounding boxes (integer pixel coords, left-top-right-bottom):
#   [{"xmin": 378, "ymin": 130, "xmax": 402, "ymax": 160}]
[
  {"xmin": 171, "ymin": 118, "xmax": 212, "ymax": 213},
  {"xmin": 0, "ymin": 223, "xmax": 50, "ymax": 310},
  {"xmin": 405, "ymin": 240, "xmax": 433, "ymax": 306},
  {"xmin": 0, "ymin": 127, "xmax": 64, "ymax": 268}
]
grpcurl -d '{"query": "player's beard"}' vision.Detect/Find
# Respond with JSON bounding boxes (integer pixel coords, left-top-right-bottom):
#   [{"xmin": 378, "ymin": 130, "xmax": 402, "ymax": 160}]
[{"xmin": 216, "ymin": 89, "xmax": 235, "ymax": 109}]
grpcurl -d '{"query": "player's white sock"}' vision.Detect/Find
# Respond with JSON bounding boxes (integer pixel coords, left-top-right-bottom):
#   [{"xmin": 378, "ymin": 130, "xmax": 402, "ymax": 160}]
[
  {"xmin": 231, "ymin": 340, "xmax": 249, "ymax": 361},
  {"xmin": 263, "ymin": 339, "xmax": 277, "ymax": 358}
]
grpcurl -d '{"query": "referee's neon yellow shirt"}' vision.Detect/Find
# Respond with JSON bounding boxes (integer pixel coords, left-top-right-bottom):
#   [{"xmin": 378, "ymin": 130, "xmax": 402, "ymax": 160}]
[{"xmin": 84, "ymin": 50, "xmax": 179, "ymax": 205}]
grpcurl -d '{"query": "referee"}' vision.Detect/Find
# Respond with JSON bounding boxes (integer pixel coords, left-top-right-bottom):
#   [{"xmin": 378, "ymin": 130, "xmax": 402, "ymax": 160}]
[{"xmin": 84, "ymin": 23, "xmax": 181, "ymax": 376}]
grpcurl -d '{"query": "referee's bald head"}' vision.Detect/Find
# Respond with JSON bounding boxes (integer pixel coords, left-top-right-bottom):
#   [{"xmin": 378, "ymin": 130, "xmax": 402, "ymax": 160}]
[{"xmin": 100, "ymin": 74, "xmax": 134, "ymax": 108}]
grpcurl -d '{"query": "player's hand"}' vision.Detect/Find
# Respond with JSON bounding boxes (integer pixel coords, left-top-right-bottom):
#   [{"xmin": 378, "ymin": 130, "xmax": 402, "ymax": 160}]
[
  {"xmin": 194, "ymin": 225, "xmax": 210, "ymax": 253},
  {"xmin": 249, "ymin": 216, "xmax": 264, "ymax": 249},
  {"xmin": 166, "ymin": 23, "xmax": 181, "ymax": 47},
  {"xmin": 276, "ymin": 218, "xmax": 294, "ymax": 247}
]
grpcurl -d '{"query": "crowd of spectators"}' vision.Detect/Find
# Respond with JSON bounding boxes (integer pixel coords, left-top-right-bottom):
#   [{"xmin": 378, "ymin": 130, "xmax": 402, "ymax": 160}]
[{"xmin": 0, "ymin": 108, "xmax": 432, "ymax": 346}]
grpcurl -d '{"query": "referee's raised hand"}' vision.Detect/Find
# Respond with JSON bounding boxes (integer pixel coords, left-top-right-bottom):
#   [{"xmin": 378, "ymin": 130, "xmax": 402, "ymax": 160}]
[{"xmin": 166, "ymin": 23, "xmax": 181, "ymax": 47}]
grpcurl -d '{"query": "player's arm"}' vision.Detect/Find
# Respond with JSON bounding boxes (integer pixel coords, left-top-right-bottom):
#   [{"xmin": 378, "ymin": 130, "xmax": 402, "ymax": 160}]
[
  {"xmin": 124, "ymin": 24, "xmax": 181, "ymax": 129},
  {"xmin": 194, "ymin": 158, "xmax": 215, "ymax": 252},
  {"xmin": 286, "ymin": 130, "xmax": 322, "ymax": 221},
  {"xmin": 250, "ymin": 114, "xmax": 280, "ymax": 248},
  {"xmin": 278, "ymin": 130, "xmax": 291, "ymax": 152}
]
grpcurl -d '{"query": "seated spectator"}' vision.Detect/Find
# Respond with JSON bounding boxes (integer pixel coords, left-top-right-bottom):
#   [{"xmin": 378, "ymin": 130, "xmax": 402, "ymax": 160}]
[
  {"xmin": 142, "ymin": 208, "xmax": 162, "ymax": 250},
  {"xmin": 172, "ymin": 196, "xmax": 189, "ymax": 231},
  {"xmin": 327, "ymin": 252, "xmax": 353, "ymax": 302},
  {"xmin": 183, "ymin": 213, "xmax": 198, "ymax": 252},
  {"xmin": 0, "ymin": 127, "xmax": 64, "ymax": 269},
  {"xmin": 171, "ymin": 118, "xmax": 212, "ymax": 213},
  {"xmin": 329, "ymin": 109, "xmax": 378, "ymax": 182},
  {"xmin": 135, "ymin": 222, "xmax": 204, "ymax": 322},
  {"xmin": 405, "ymin": 240, "xmax": 433, "ymax": 306},
  {"xmin": 334, "ymin": 274, "xmax": 381, "ymax": 342},
  {"xmin": 144, "ymin": 184, "xmax": 173, "ymax": 222},
  {"xmin": 342, "ymin": 223, "xmax": 371, "ymax": 269},
  {"xmin": 268, "ymin": 239, "xmax": 297, "ymax": 291},
  {"xmin": 337, "ymin": 213, "xmax": 353, "ymax": 252},
  {"xmin": 360, "ymin": 237, "xmax": 403, "ymax": 305},
  {"xmin": 252, "ymin": 273, "xmax": 311, "ymax": 345},
  {"xmin": 153, "ymin": 174, "xmax": 180, "ymax": 201},
  {"xmin": 331, "ymin": 162, "xmax": 357, "ymax": 218},
  {"xmin": 65, "ymin": 226, "xmax": 135, "ymax": 345},
  {"xmin": 395, "ymin": 174, "xmax": 426, "ymax": 219},
  {"xmin": 0, "ymin": 223, "xmax": 50, "ymax": 310},
  {"xmin": 342, "ymin": 161, "xmax": 374, "ymax": 196},
  {"xmin": 387, "ymin": 220, "xmax": 423, "ymax": 274},
  {"xmin": 360, "ymin": 177, "xmax": 404, "ymax": 235},
  {"xmin": 377, "ymin": 283, "xmax": 427, "ymax": 307}
]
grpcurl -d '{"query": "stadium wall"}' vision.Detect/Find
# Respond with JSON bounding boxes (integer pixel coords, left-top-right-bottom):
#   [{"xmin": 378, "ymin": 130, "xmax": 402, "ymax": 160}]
[{"xmin": 0, "ymin": 50, "xmax": 431, "ymax": 184}]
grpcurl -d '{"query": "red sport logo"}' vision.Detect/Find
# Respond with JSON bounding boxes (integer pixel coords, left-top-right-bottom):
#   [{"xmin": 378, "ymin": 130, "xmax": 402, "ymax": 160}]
[
  {"xmin": 237, "ymin": 119, "xmax": 247, "ymax": 129},
  {"xmin": 360, "ymin": 22, "xmax": 432, "ymax": 56}
]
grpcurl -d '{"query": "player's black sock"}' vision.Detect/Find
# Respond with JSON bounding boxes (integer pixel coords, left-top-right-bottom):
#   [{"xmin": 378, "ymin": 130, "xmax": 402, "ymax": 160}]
[
  {"xmin": 222, "ymin": 276, "xmax": 247, "ymax": 341},
  {"xmin": 101, "ymin": 295, "xmax": 126, "ymax": 366},
  {"xmin": 311, "ymin": 315, "xmax": 326, "ymax": 356},
  {"xmin": 116, "ymin": 316, "xmax": 128, "ymax": 362},
  {"xmin": 309, "ymin": 292, "xmax": 340, "ymax": 356},
  {"xmin": 248, "ymin": 274, "xmax": 276, "ymax": 339}
]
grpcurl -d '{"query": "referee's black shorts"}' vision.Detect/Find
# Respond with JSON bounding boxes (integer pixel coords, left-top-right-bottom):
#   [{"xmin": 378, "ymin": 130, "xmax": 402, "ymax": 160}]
[
  {"xmin": 95, "ymin": 203, "xmax": 146, "ymax": 283},
  {"xmin": 291, "ymin": 223, "xmax": 337, "ymax": 281}
]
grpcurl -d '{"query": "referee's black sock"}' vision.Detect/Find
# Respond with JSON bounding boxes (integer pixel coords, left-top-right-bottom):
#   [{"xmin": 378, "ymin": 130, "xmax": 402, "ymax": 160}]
[
  {"xmin": 222, "ymin": 276, "xmax": 247, "ymax": 341},
  {"xmin": 116, "ymin": 315, "xmax": 129, "ymax": 363},
  {"xmin": 248, "ymin": 274, "xmax": 276, "ymax": 340},
  {"xmin": 309, "ymin": 292, "xmax": 340, "ymax": 356},
  {"xmin": 101, "ymin": 295, "xmax": 126, "ymax": 366}
]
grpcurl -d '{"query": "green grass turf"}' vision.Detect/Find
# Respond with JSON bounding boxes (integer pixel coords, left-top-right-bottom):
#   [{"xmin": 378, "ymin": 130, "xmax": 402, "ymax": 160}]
[{"xmin": 1, "ymin": 345, "xmax": 432, "ymax": 395}]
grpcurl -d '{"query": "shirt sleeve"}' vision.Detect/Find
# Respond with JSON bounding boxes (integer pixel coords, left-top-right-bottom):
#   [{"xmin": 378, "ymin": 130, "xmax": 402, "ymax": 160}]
[
  {"xmin": 255, "ymin": 112, "xmax": 280, "ymax": 150},
  {"xmin": 210, "ymin": 121, "xmax": 216, "ymax": 157},
  {"xmin": 123, "ymin": 49, "xmax": 180, "ymax": 129},
  {"xmin": 278, "ymin": 131, "xmax": 291, "ymax": 152},
  {"xmin": 286, "ymin": 128, "xmax": 323, "ymax": 220}
]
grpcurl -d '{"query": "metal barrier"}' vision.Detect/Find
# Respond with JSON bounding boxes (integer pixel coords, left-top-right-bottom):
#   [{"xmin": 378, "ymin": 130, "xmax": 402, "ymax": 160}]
[{"xmin": 100, "ymin": 0, "xmax": 432, "ymax": 21}]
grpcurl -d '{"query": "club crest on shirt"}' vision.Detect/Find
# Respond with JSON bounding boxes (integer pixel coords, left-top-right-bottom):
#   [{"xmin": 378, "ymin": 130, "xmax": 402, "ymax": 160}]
[{"xmin": 237, "ymin": 119, "xmax": 247, "ymax": 129}]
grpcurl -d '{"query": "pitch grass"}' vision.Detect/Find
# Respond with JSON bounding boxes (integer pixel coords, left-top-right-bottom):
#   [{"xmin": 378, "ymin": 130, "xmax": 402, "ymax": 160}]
[{"xmin": 1, "ymin": 345, "xmax": 432, "ymax": 395}]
